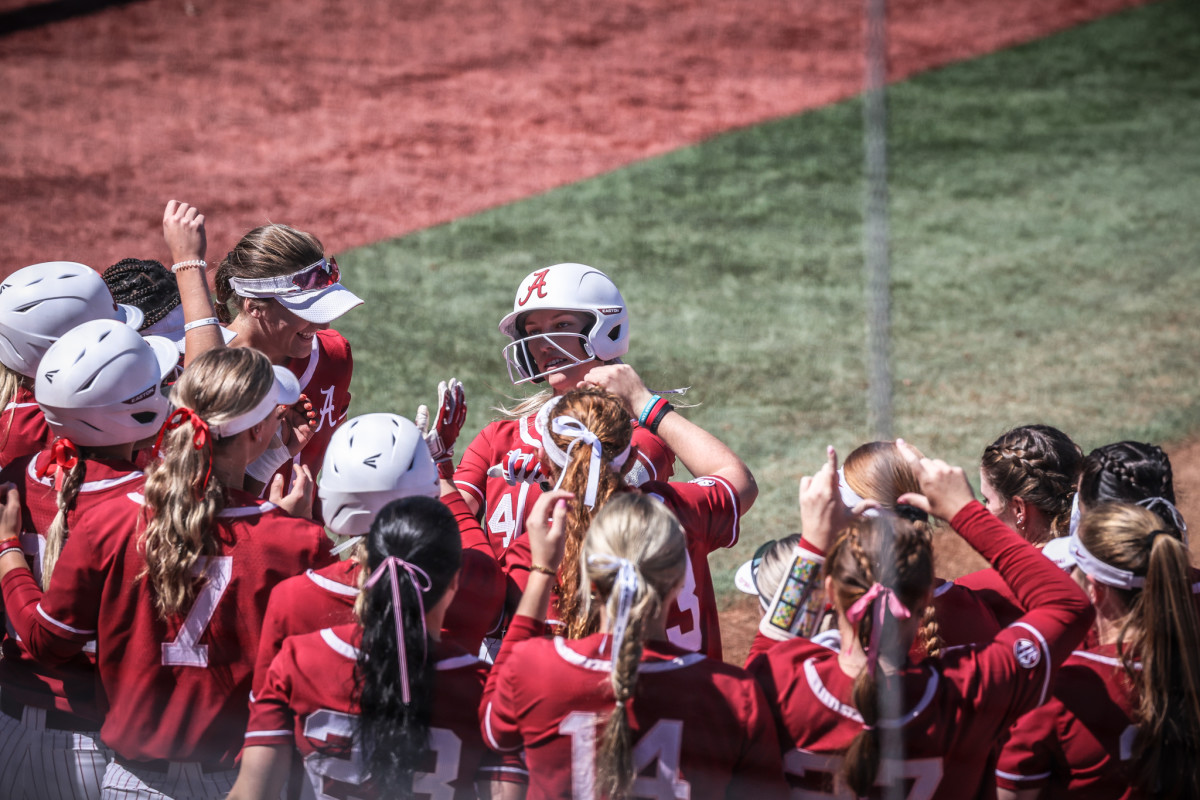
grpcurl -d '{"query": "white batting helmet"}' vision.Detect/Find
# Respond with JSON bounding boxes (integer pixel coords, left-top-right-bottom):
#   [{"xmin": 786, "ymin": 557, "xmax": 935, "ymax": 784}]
[
  {"xmin": 35, "ymin": 319, "xmax": 178, "ymax": 447},
  {"xmin": 318, "ymin": 413, "xmax": 440, "ymax": 538},
  {"xmin": 498, "ymin": 263, "xmax": 629, "ymax": 384},
  {"xmin": 0, "ymin": 262, "xmax": 144, "ymax": 377}
]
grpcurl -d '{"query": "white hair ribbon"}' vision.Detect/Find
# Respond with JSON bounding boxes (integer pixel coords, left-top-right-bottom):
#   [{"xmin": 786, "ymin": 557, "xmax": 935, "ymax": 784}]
[
  {"xmin": 1067, "ymin": 492, "xmax": 1082, "ymax": 538},
  {"xmin": 588, "ymin": 554, "xmax": 640, "ymax": 666},
  {"xmin": 362, "ymin": 556, "xmax": 432, "ymax": 705},
  {"xmin": 1068, "ymin": 533, "xmax": 1144, "ymax": 590},
  {"xmin": 535, "ymin": 397, "xmax": 631, "ymax": 508},
  {"xmin": 1137, "ymin": 496, "xmax": 1188, "ymax": 544}
]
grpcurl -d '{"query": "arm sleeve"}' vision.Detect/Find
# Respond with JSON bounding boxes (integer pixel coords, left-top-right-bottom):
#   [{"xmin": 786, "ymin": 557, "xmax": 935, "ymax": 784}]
[
  {"xmin": 949, "ymin": 502, "xmax": 1094, "ymax": 721},
  {"xmin": 994, "ymin": 700, "xmax": 1060, "ymax": 791},
  {"xmin": 727, "ymin": 678, "xmax": 790, "ymax": 800},
  {"xmin": 252, "ymin": 588, "xmax": 292, "ymax": 698},
  {"xmin": 442, "ymin": 488, "xmax": 495, "ymax": 556},
  {"xmin": 629, "ymin": 424, "xmax": 675, "ymax": 484},
  {"xmin": 453, "ymin": 424, "xmax": 495, "ymax": 509},
  {"xmin": 244, "ymin": 646, "xmax": 298, "ymax": 747},
  {"xmin": 657, "ymin": 477, "xmax": 740, "ymax": 552}
]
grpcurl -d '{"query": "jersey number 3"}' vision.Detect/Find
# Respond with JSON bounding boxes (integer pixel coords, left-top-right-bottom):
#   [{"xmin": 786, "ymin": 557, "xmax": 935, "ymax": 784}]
[
  {"xmin": 162, "ymin": 556, "xmax": 233, "ymax": 667},
  {"xmin": 560, "ymin": 712, "xmax": 690, "ymax": 799}
]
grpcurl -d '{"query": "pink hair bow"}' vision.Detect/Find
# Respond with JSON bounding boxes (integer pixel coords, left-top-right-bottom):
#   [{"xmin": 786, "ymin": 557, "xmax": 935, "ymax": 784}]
[
  {"xmin": 845, "ymin": 582, "xmax": 911, "ymax": 675},
  {"xmin": 362, "ymin": 556, "xmax": 432, "ymax": 705}
]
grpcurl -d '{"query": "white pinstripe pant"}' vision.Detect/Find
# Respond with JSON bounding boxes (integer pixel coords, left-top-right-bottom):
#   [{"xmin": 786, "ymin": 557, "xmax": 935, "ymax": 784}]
[
  {"xmin": 0, "ymin": 702, "xmax": 109, "ymax": 800},
  {"xmin": 100, "ymin": 761, "xmax": 236, "ymax": 800}
]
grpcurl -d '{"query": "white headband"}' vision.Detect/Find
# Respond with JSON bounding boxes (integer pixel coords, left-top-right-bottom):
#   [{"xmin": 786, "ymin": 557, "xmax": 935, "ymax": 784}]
[
  {"xmin": 1068, "ymin": 532, "xmax": 1144, "ymax": 590},
  {"xmin": 535, "ymin": 397, "xmax": 632, "ymax": 508},
  {"xmin": 1137, "ymin": 497, "xmax": 1188, "ymax": 544},
  {"xmin": 208, "ymin": 366, "xmax": 300, "ymax": 439},
  {"xmin": 588, "ymin": 554, "xmax": 639, "ymax": 664}
]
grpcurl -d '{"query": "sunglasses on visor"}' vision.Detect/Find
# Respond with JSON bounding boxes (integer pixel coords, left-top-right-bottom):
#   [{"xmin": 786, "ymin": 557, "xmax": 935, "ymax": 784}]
[{"xmin": 289, "ymin": 257, "xmax": 340, "ymax": 291}]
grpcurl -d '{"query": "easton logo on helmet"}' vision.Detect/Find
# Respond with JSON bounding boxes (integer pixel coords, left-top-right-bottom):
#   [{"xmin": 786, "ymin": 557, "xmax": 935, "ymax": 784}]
[
  {"xmin": 598, "ymin": 307, "xmax": 623, "ymax": 315},
  {"xmin": 123, "ymin": 386, "xmax": 156, "ymax": 404},
  {"xmin": 43, "ymin": 369, "xmax": 58, "ymax": 384},
  {"xmin": 363, "ymin": 454, "xmax": 380, "ymax": 469}
]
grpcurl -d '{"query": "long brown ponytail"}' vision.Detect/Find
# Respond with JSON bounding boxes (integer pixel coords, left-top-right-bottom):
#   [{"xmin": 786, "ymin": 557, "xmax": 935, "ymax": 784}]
[{"xmin": 1079, "ymin": 503, "xmax": 1200, "ymax": 800}]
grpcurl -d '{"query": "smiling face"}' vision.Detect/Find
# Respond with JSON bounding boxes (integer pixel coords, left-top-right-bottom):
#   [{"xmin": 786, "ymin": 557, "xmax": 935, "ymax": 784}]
[
  {"xmin": 245, "ymin": 299, "xmax": 329, "ymax": 362},
  {"xmin": 519, "ymin": 309, "xmax": 595, "ymax": 392}
]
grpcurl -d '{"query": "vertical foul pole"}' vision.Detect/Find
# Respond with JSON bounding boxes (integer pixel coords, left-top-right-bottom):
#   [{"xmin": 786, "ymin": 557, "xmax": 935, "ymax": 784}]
[{"xmin": 864, "ymin": 0, "xmax": 893, "ymax": 442}]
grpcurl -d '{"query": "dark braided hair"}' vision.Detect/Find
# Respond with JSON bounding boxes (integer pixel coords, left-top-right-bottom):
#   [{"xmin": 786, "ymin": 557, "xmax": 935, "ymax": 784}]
[
  {"xmin": 980, "ymin": 424, "xmax": 1082, "ymax": 540},
  {"xmin": 102, "ymin": 259, "xmax": 180, "ymax": 329},
  {"xmin": 1080, "ymin": 442, "xmax": 1178, "ymax": 530},
  {"xmin": 355, "ymin": 496, "xmax": 461, "ymax": 795}
]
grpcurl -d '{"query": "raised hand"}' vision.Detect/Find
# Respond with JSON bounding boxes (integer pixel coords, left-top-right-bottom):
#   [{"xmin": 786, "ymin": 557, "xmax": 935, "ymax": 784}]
[
  {"xmin": 895, "ymin": 438, "xmax": 976, "ymax": 522},
  {"xmin": 162, "ymin": 200, "xmax": 207, "ymax": 266},
  {"xmin": 798, "ymin": 446, "xmax": 855, "ymax": 551},
  {"xmin": 415, "ymin": 378, "xmax": 467, "ymax": 479}
]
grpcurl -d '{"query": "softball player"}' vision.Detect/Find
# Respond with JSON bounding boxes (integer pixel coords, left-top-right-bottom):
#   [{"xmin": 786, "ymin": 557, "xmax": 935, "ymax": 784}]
[
  {"xmin": 0, "ymin": 347, "xmax": 333, "ymax": 799},
  {"xmin": 253, "ymin": 410, "xmax": 505, "ymax": 701},
  {"xmin": 0, "ymin": 319, "xmax": 176, "ymax": 800},
  {"xmin": 956, "ymin": 424, "xmax": 1084, "ymax": 624},
  {"xmin": 212, "ymin": 222, "xmax": 362, "ymax": 497},
  {"xmin": 995, "ymin": 502, "xmax": 1200, "ymax": 800},
  {"xmin": 454, "ymin": 263, "xmax": 675, "ymax": 559},
  {"xmin": 231, "ymin": 496, "xmax": 515, "ymax": 800},
  {"xmin": 747, "ymin": 442, "xmax": 1094, "ymax": 799},
  {"xmin": 500, "ymin": 381, "xmax": 756, "ymax": 660},
  {"xmin": 482, "ymin": 490, "xmax": 787, "ymax": 800},
  {"xmin": 0, "ymin": 262, "xmax": 144, "ymax": 467}
]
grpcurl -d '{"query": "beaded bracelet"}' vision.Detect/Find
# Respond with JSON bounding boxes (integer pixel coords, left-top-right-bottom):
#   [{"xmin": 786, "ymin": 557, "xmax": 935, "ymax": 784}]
[
  {"xmin": 638, "ymin": 395, "xmax": 663, "ymax": 425},
  {"xmin": 529, "ymin": 564, "xmax": 557, "ymax": 577},
  {"xmin": 183, "ymin": 317, "xmax": 221, "ymax": 332},
  {"xmin": 171, "ymin": 259, "xmax": 207, "ymax": 273},
  {"xmin": 647, "ymin": 401, "xmax": 675, "ymax": 435}
]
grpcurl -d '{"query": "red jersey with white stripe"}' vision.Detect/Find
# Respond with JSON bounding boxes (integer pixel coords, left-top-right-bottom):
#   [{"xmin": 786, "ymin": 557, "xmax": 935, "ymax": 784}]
[
  {"xmin": 0, "ymin": 487, "xmax": 334, "ymax": 766},
  {"xmin": 270, "ymin": 329, "xmax": 354, "ymax": 493},
  {"xmin": 746, "ymin": 502, "xmax": 1094, "ymax": 800},
  {"xmin": 0, "ymin": 451, "xmax": 144, "ymax": 720},
  {"xmin": 0, "ymin": 385, "xmax": 52, "ymax": 468},
  {"xmin": 247, "ymin": 623, "xmax": 516, "ymax": 798},
  {"xmin": 995, "ymin": 644, "xmax": 1138, "ymax": 799},
  {"xmin": 501, "ymin": 477, "xmax": 741, "ymax": 661},
  {"xmin": 454, "ymin": 413, "xmax": 675, "ymax": 555},
  {"xmin": 481, "ymin": 616, "xmax": 788, "ymax": 800}
]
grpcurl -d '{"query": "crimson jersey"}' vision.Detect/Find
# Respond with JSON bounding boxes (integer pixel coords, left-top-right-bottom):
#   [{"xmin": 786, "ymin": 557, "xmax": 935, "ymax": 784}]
[
  {"xmin": 995, "ymin": 645, "xmax": 1139, "ymax": 799},
  {"xmin": 248, "ymin": 623, "xmax": 514, "ymax": 799},
  {"xmin": 481, "ymin": 615, "xmax": 787, "ymax": 800},
  {"xmin": 502, "ymin": 476, "xmax": 742, "ymax": 661},
  {"xmin": 0, "ymin": 451, "xmax": 144, "ymax": 720},
  {"xmin": 747, "ymin": 502, "xmax": 1094, "ymax": 800},
  {"xmin": 269, "ymin": 329, "xmax": 354, "ymax": 492},
  {"xmin": 0, "ymin": 386, "xmax": 52, "ymax": 468},
  {"xmin": 0, "ymin": 487, "xmax": 334, "ymax": 766},
  {"xmin": 253, "ymin": 492, "xmax": 506, "ymax": 695},
  {"xmin": 454, "ymin": 413, "xmax": 675, "ymax": 555}
]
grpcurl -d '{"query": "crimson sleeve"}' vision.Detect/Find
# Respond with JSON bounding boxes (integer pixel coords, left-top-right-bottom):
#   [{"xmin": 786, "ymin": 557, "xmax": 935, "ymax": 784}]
[
  {"xmin": 727, "ymin": 678, "xmax": 789, "ymax": 800},
  {"xmin": 252, "ymin": 586, "xmax": 292, "ymax": 698},
  {"xmin": 479, "ymin": 614, "xmax": 544, "ymax": 725},
  {"xmin": 244, "ymin": 644, "xmax": 299, "ymax": 747},
  {"xmin": 950, "ymin": 501, "xmax": 1093, "ymax": 670},
  {"xmin": 994, "ymin": 698, "xmax": 1061, "ymax": 791},
  {"xmin": 453, "ymin": 423, "xmax": 496, "ymax": 509},
  {"xmin": 0, "ymin": 568, "xmax": 88, "ymax": 665},
  {"xmin": 629, "ymin": 423, "xmax": 675, "ymax": 483},
  {"xmin": 441, "ymin": 488, "xmax": 494, "ymax": 556}
]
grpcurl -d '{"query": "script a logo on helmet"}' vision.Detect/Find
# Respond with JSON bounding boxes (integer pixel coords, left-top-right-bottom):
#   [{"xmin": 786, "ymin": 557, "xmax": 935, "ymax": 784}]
[{"xmin": 517, "ymin": 269, "xmax": 551, "ymax": 307}]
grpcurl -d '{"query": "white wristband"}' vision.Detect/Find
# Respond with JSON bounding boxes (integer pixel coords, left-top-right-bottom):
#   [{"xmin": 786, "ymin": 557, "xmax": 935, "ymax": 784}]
[
  {"xmin": 183, "ymin": 317, "xmax": 221, "ymax": 332},
  {"xmin": 172, "ymin": 259, "xmax": 207, "ymax": 273}
]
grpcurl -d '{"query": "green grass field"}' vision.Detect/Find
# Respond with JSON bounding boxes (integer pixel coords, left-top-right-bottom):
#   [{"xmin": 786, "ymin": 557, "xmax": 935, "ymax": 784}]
[{"xmin": 334, "ymin": 0, "xmax": 1200, "ymax": 600}]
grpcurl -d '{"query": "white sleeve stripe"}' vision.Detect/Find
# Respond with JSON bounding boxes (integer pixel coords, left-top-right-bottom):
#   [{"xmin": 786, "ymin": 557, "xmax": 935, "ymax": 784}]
[
  {"xmin": 1010, "ymin": 621, "xmax": 1053, "ymax": 706},
  {"xmin": 479, "ymin": 766, "xmax": 530, "ymax": 776},
  {"xmin": 995, "ymin": 768, "xmax": 1052, "ymax": 782},
  {"xmin": 636, "ymin": 451, "xmax": 657, "ymax": 482},
  {"xmin": 36, "ymin": 605, "xmax": 96, "ymax": 636},
  {"xmin": 700, "ymin": 474, "xmax": 740, "ymax": 548},
  {"xmin": 244, "ymin": 730, "xmax": 292, "ymax": 739},
  {"xmin": 454, "ymin": 480, "xmax": 485, "ymax": 503},
  {"xmin": 483, "ymin": 702, "xmax": 521, "ymax": 752}
]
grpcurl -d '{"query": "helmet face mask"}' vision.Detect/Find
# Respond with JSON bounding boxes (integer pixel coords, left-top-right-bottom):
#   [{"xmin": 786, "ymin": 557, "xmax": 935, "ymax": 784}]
[{"xmin": 498, "ymin": 263, "xmax": 628, "ymax": 385}]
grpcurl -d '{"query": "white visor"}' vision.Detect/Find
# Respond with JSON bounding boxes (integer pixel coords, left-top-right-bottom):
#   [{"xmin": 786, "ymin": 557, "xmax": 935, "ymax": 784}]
[
  {"xmin": 208, "ymin": 366, "xmax": 301, "ymax": 439},
  {"xmin": 229, "ymin": 258, "xmax": 363, "ymax": 325}
]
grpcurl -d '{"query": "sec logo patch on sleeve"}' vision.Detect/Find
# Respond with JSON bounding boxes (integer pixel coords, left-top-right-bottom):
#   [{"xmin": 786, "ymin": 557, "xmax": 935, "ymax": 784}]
[{"xmin": 1014, "ymin": 638, "xmax": 1041, "ymax": 669}]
